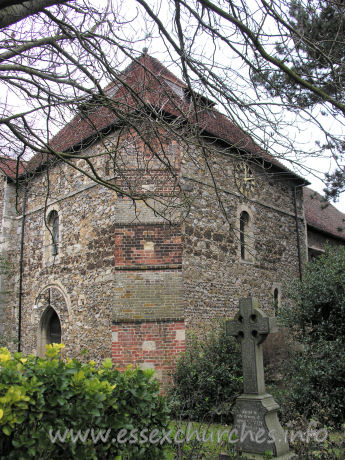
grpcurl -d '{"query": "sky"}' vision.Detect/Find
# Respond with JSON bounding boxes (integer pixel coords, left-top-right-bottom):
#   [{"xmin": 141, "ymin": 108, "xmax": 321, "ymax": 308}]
[
  {"xmin": 2, "ymin": 0, "xmax": 344, "ymax": 212},
  {"xmin": 118, "ymin": 0, "xmax": 345, "ymax": 212}
]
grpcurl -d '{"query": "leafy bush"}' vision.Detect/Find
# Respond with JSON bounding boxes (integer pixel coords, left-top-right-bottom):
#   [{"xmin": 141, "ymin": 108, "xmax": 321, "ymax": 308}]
[
  {"xmin": 0, "ymin": 344, "xmax": 170, "ymax": 459},
  {"xmin": 168, "ymin": 322, "xmax": 242, "ymax": 423},
  {"xmin": 277, "ymin": 246, "xmax": 345, "ymax": 428},
  {"xmin": 280, "ymin": 245, "xmax": 345, "ymax": 343},
  {"xmin": 277, "ymin": 339, "xmax": 345, "ymax": 427}
]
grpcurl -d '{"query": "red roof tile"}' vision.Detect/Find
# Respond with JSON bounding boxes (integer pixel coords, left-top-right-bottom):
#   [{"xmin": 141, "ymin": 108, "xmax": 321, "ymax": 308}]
[
  {"xmin": 0, "ymin": 157, "xmax": 27, "ymax": 179},
  {"xmin": 24, "ymin": 53, "xmax": 303, "ymax": 181},
  {"xmin": 304, "ymin": 187, "xmax": 345, "ymax": 240}
]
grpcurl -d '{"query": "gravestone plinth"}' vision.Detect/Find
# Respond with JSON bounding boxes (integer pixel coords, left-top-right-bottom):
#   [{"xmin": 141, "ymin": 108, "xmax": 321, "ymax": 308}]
[{"xmin": 226, "ymin": 297, "xmax": 293, "ymax": 459}]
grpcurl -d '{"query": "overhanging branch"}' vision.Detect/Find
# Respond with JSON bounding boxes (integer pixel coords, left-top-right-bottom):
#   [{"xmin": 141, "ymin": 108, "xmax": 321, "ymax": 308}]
[{"xmin": 0, "ymin": 0, "xmax": 70, "ymax": 29}]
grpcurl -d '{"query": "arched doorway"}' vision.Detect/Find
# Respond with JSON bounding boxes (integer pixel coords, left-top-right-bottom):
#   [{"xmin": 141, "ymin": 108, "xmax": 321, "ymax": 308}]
[
  {"xmin": 39, "ymin": 306, "xmax": 62, "ymax": 356},
  {"xmin": 35, "ymin": 283, "xmax": 70, "ymax": 357}
]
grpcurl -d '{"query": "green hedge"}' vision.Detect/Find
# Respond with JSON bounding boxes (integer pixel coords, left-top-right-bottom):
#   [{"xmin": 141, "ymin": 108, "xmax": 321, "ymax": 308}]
[
  {"xmin": 0, "ymin": 344, "xmax": 170, "ymax": 459},
  {"xmin": 277, "ymin": 339, "xmax": 345, "ymax": 428},
  {"xmin": 277, "ymin": 246, "xmax": 345, "ymax": 428},
  {"xmin": 168, "ymin": 322, "xmax": 242, "ymax": 423},
  {"xmin": 280, "ymin": 245, "xmax": 345, "ymax": 343}
]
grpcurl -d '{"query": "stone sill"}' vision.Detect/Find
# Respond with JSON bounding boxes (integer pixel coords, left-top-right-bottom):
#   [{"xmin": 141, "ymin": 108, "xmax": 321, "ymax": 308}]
[
  {"xmin": 43, "ymin": 256, "xmax": 61, "ymax": 267},
  {"xmin": 239, "ymin": 258, "xmax": 254, "ymax": 265}
]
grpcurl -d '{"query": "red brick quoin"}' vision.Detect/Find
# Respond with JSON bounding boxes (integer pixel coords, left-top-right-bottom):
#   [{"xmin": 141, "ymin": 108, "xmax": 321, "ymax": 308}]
[
  {"xmin": 114, "ymin": 224, "xmax": 182, "ymax": 268},
  {"xmin": 112, "ymin": 320, "xmax": 186, "ymax": 387}
]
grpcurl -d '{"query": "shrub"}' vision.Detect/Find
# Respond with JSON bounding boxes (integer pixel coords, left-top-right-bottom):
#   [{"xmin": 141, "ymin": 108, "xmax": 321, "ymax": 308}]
[
  {"xmin": 277, "ymin": 246, "xmax": 345, "ymax": 428},
  {"xmin": 280, "ymin": 245, "xmax": 345, "ymax": 343},
  {"xmin": 276, "ymin": 338, "xmax": 345, "ymax": 427},
  {"xmin": 168, "ymin": 321, "xmax": 242, "ymax": 423},
  {"xmin": 287, "ymin": 419, "xmax": 345, "ymax": 460},
  {"xmin": 263, "ymin": 328, "xmax": 293, "ymax": 385},
  {"xmin": 0, "ymin": 344, "xmax": 170, "ymax": 459}
]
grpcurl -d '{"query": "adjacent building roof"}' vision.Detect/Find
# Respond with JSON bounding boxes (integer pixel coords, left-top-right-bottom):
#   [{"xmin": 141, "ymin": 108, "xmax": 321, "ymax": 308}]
[{"xmin": 304, "ymin": 187, "xmax": 345, "ymax": 240}]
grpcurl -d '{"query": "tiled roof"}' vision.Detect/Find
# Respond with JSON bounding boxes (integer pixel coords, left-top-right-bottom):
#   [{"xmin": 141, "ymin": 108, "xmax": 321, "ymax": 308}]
[
  {"xmin": 24, "ymin": 53, "xmax": 304, "ymax": 181},
  {"xmin": 0, "ymin": 157, "xmax": 27, "ymax": 179},
  {"xmin": 47, "ymin": 54, "xmax": 191, "ymax": 154},
  {"xmin": 304, "ymin": 187, "xmax": 345, "ymax": 240}
]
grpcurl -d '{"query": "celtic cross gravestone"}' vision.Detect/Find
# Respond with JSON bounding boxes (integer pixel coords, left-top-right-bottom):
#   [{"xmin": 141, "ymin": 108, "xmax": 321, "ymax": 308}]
[{"xmin": 226, "ymin": 297, "xmax": 293, "ymax": 459}]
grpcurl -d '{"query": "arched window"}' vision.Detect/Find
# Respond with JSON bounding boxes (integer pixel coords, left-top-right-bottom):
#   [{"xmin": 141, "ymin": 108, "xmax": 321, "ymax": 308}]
[
  {"xmin": 240, "ymin": 211, "xmax": 249, "ymax": 260},
  {"xmin": 272, "ymin": 284, "xmax": 281, "ymax": 315},
  {"xmin": 48, "ymin": 210, "xmax": 59, "ymax": 256},
  {"xmin": 273, "ymin": 288, "xmax": 279, "ymax": 315}
]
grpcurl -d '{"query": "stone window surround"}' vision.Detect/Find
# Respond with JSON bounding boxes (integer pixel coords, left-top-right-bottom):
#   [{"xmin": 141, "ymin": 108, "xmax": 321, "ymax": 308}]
[
  {"xmin": 43, "ymin": 204, "xmax": 63, "ymax": 267},
  {"xmin": 236, "ymin": 204, "xmax": 255, "ymax": 264}
]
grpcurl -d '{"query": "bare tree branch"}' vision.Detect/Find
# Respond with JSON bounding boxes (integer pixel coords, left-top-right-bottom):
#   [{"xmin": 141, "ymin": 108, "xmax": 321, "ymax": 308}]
[
  {"xmin": 0, "ymin": 0, "xmax": 70, "ymax": 29},
  {"xmin": 0, "ymin": 0, "xmax": 344, "ymax": 210}
]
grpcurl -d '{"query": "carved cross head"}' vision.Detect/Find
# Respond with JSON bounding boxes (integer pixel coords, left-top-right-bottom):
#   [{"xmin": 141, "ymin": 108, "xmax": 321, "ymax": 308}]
[{"xmin": 227, "ymin": 297, "xmax": 277, "ymax": 345}]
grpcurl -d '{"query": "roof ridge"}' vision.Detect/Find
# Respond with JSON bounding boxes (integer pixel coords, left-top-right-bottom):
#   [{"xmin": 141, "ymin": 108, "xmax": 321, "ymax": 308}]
[{"xmin": 19, "ymin": 54, "xmax": 306, "ymax": 183}]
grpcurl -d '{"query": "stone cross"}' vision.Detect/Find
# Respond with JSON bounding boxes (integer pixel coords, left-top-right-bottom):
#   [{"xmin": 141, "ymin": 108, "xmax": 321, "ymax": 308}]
[
  {"xmin": 224, "ymin": 297, "xmax": 292, "ymax": 459},
  {"xmin": 226, "ymin": 296, "xmax": 277, "ymax": 395}
]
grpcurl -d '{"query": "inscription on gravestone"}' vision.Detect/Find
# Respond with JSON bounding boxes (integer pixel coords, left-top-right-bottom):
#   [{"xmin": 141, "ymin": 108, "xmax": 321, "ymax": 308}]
[
  {"xmin": 226, "ymin": 297, "xmax": 293, "ymax": 459},
  {"xmin": 237, "ymin": 407, "xmax": 263, "ymax": 430}
]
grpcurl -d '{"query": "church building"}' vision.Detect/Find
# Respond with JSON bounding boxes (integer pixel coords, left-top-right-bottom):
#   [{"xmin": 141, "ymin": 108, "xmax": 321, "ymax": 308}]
[{"xmin": 0, "ymin": 54, "xmax": 344, "ymax": 384}]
